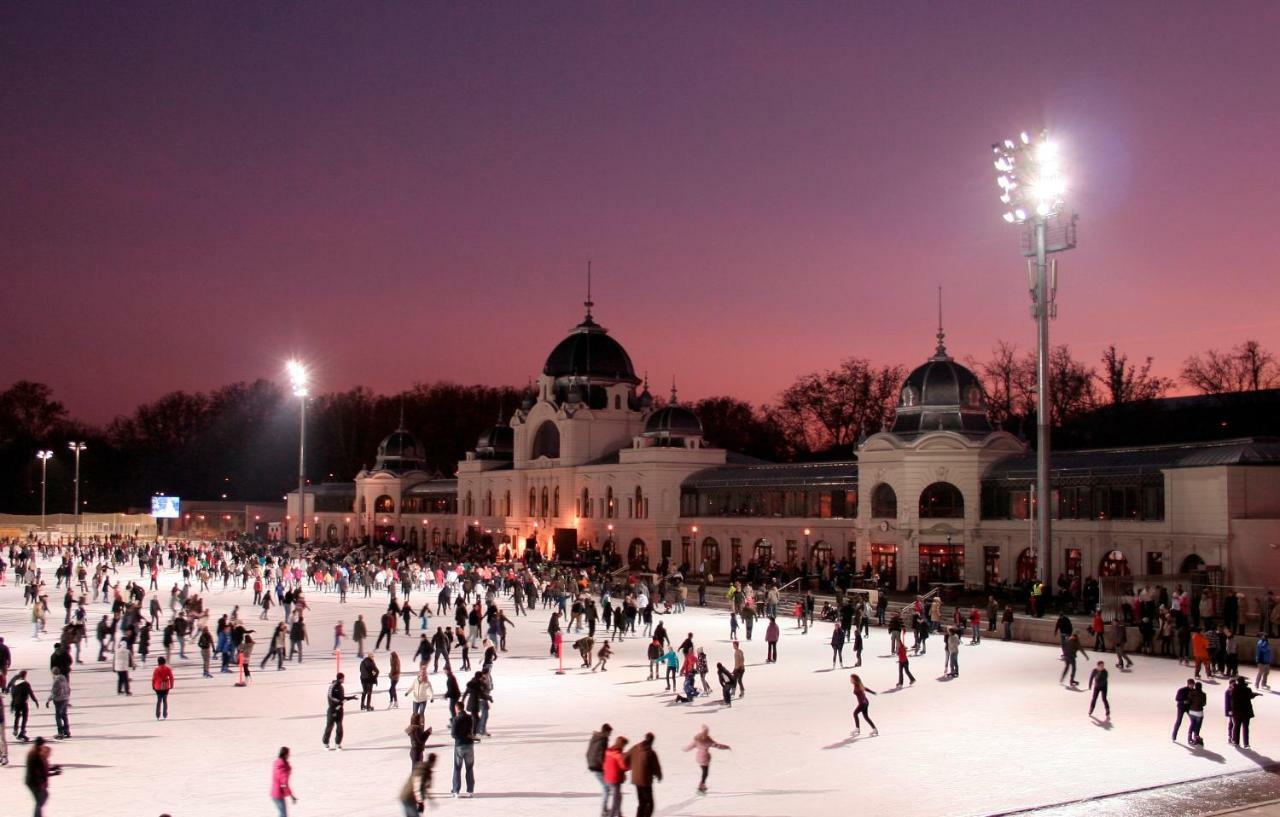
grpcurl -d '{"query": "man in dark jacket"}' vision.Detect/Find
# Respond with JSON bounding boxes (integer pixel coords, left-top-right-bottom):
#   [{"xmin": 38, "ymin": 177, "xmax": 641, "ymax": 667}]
[
  {"xmin": 359, "ymin": 654, "xmax": 379, "ymax": 711},
  {"xmin": 626, "ymin": 732, "xmax": 662, "ymax": 817},
  {"xmin": 322, "ymin": 672, "xmax": 356, "ymax": 750},
  {"xmin": 451, "ymin": 708, "xmax": 478, "ymax": 797},
  {"xmin": 1173, "ymin": 678, "xmax": 1196, "ymax": 741},
  {"xmin": 586, "ymin": 723, "xmax": 613, "ymax": 816},
  {"xmin": 26, "ymin": 736, "xmax": 61, "ymax": 817}
]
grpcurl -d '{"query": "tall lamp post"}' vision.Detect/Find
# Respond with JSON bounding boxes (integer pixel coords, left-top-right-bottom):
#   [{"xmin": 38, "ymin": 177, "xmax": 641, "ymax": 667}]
[
  {"xmin": 68, "ymin": 442, "xmax": 87, "ymax": 544},
  {"xmin": 37, "ymin": 450, "xmax": 53, "ymax": 541},
  {"xmin": 992, "ymin": 129, "xmax": 1077, "ymax": 589},
  {"xmin": 287, "ymin": 360, "xmax": 309, "ymax": 545}
]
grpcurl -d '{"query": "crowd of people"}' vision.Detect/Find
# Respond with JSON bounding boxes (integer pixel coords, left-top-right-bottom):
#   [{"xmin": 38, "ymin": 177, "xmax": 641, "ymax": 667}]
[{"xmin": 0, "ymin": 534, "xmax": 1273, "ymax": 816}]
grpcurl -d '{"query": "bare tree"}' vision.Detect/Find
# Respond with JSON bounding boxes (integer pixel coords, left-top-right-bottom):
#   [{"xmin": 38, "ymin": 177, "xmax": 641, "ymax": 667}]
[
  {"xmin": 1181, "ymin": 339, "xmax": 1278, "ymax": 393},
  {"xmin": 1045, "ymin": 345, "xmax": 1098, "ymax": 425},
  {"xmin": 968, "ymin": 341, "xmax": 1034, "ymax": 429},
  {"xmin": 1096, "ymin": 344, "xmax": 1174, "ymax": 404},
  {"xmin": 772, "ymin": 358, "xmax": 905, "ymax": 455}
]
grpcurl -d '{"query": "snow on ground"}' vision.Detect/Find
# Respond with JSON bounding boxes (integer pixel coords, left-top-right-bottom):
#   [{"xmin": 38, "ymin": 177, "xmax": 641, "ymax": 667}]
[{"xmin": 1, "ymin": 558, "xmax": 1275, "ymax": 817}]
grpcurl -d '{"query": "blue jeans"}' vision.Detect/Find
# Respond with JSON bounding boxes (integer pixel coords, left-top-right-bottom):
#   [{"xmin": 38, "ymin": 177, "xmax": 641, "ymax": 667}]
[
  {"xmin": 272, "ymin": 797, "xmax": 287, "ymax": 817},
  {"xmin": 949, "ymin": 653, "xmax": 959, "ymax": 676},
  {"xmin": 594, "ymin": 770, "xmax": 609, "ymax": 813},
  {"xmin": 452, "ymin": 744, "xmax": 475, "ymax": 793}
]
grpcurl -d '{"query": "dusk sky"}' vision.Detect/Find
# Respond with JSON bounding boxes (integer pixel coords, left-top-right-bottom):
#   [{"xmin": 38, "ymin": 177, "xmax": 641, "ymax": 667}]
[{"xmin": 4, "ymin": 3, "xmax": 1279, "ymax": 425}]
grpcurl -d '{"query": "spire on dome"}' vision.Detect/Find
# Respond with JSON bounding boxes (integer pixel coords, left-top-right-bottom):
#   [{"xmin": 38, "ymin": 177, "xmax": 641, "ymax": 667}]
[
  {"xmin": 933, "ymin": 285, "xmax": 950, "ymax": 360},
  {"xmin": 584, "ymin": 258, "xmax": 594, "ymax": 319},
  {"xmin": 398, "ymin": 399, "xmax": 406, "ymax": 430},
  {"xmin": 670, "ymin": 376, "xmax": 678, "ymax": 405}
]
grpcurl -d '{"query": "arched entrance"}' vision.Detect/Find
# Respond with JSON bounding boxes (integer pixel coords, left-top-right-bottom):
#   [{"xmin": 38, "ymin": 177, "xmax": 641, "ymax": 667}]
[
  {"xmin": 1016, "ymin": 548, "xmax": 1037, "ymax": 583},
  {"xmin": 812, "ymin": 540, "xmax": 833, "ymax": 566},
  {"xmin": 752, "ymin": 538, "xmax": 773, "ymax": 563},
  {"xmin": 326, "ymin": 524, "xmax": 338, "ymax": 544},
  {"xmin": 1181, "ymin": 554, "xmax": 1206, "ymax": 573},
  {"xmin": 700, "ymin": 537, "xmax": 720, "ymax": 575},
  {"xmin": 871, "ymin": 543, "xmax": 898, "ymax": 588},
  {"xmin": 628, "ymin": 538, "xmax": 648, "ymax": 569},
  {"xmin": 871, "ymin": 483, "xmax": 897, "ymax": 518},
  {"xmin": 1099, "ymin": 550, "xmax": 1131, "ymax": 577}
]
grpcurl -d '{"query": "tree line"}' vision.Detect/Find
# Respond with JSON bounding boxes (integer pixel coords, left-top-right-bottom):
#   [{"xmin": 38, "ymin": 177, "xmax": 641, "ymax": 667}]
[{"xmin": 0, "ymin": 338, "xmax": 1273, "ymax": 512}]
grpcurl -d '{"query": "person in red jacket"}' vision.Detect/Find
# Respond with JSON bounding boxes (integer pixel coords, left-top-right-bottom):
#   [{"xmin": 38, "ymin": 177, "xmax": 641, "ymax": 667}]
[
  {"xmin": 151, "ymin": 656, "xmax": 175, "ymax": 720},
  {"xmin": 602, "ymin": 736, "xmax": 630, "ymax": 817}
]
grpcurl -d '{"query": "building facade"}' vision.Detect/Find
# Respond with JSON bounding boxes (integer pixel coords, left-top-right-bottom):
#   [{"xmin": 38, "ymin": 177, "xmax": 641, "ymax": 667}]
[{"xmin": 289, "ymin": 306, "xmax": 1280, "ymax": 590}]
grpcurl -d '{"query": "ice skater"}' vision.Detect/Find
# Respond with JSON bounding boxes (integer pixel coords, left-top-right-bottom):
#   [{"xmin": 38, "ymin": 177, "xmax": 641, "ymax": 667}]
[
  {"xmin": 850, "ymin": 674, "xmax": 878, "ymax": 736},
  {"xmin": 684, "ymin": 725, "xmax": 730, "ymax": 794},
  {"xmin": 1087, "ymin": 661, "xmax": 1110, "ymax": 718}
]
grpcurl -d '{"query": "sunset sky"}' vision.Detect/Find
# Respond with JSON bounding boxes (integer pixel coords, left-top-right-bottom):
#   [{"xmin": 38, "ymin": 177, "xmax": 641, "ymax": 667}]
[{"xmin": 4, "ymin": 3, "xmax": 1279, "ymax": 424}]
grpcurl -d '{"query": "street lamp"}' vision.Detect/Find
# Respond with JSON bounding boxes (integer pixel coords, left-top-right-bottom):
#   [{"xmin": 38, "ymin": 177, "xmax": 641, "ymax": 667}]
[
  {"xmin": 992, "ymin": 129, "xmax": 1077, "ymax": 588},
  {"xmin": 68, "ymin": 442, "xmax": 87, "ymax": 544},
  {"xmin": 286, "ymin": 360, "xmax": 309, "ymax": 544},
  {"xmin": 36, "ymin": 450, "xmax": 53, "ymax": 541}
]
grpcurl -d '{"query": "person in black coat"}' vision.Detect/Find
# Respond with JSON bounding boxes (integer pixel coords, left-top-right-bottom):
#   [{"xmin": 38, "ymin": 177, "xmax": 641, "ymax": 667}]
[
  {"xmin": 413, "ymin": 634, "xmax": 432, "ymax": 668},
  {"xmin": 444, "ymin": 668, "xmax": 462, "ymax": 724},
  {"xmin": 322, "ymin": 672, "xmax": 357, "ymax": 750},
  {"xmin": 1231, "ymin": 677, "xmax": 1259, "ymax": 748},
  {"xmin": 358, "ymin": 655, "xmax": 379, "ymax": 711},
  {"xmin": 26, "ymin": 736, "xmax": 61, "ymax": 817}
]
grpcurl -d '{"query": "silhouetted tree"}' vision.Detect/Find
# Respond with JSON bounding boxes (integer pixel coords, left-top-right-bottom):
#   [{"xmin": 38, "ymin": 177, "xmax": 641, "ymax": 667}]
[{"xmin": 1181, "ymin": 339, "xmax": 1278, "ymax": 393}]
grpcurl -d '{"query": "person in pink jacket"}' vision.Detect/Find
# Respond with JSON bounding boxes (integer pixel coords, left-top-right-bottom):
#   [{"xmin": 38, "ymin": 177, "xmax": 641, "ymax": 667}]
[
  {"xmin": 683, "ymin": 725, "xmax": 730, "ymax": 794},
  {"xmin": 270, "ymin": 746, "xmax": 297, "ymax": 816}
]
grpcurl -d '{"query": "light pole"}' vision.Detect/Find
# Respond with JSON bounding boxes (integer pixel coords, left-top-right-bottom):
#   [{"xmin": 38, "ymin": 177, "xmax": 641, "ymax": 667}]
[
  {"xmin": 37, "ymin": 450, "xmax": 53, "ymax": 541},
  {"xmin": 287, "ymin": 360, "xmax": 309, "ymax": 545},
  {"xmin": 993, "ymin": 129, "xmax": 1077, "ymax": 589},
  {"xmin": 68, "ymin": 442, "xmax": 87, "ymax": 544}
]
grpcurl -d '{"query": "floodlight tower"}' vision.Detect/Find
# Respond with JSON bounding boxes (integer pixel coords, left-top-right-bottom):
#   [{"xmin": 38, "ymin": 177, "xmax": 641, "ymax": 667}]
[
  {"xmin": 36, "ymin": 450, "xmax": 53, "ymax": 541},
  {"xmin": 992, "ymin": 129, "xmax": 1077, "ymax": 590},
  {"xmin": 68, "ymin": 442, "xmax": 87, "ymax": 544},
  {"xmin": 287, "ymin": 360, "xmax": 309, "ymax": 544}
]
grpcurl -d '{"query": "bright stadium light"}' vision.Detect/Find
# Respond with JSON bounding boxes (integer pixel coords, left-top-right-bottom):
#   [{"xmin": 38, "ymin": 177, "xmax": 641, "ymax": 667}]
[
  {"xmin": 991, "ymin": 127, "xmax": 1078, "ymax": 595},
  {"xmin": 284, "ymin": 359, "xmax": 311, "ymax": 543}
]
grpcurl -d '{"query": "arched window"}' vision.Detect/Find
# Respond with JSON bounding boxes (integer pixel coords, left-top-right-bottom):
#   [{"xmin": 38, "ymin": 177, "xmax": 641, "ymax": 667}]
[
  {"xmin": 606, "ymin": 486, "xmax": 615, "ymax": 518},
  {"xmin": 504, "ymin": 490, "xmax": 511, "ymax": 517},
  {"xmin": 528, "ymin": 488, "xmax": 537, "ymax": 517},
  {"xmin": 700, "ymin": 537, "xmax": 720, "ymax": 574},
  {"xmin": 484, "ymin": 491, "xmax": 493, "ymax": 516},
  {"xmin": 1099, "ymin": 550, "xmax": 1131, "ymax": 577},
  {"xmin": 464, "ymin": 492, "xmax": 473, "ymax": 517},
  {"xmin": 1016, "ymin": 548, "xmax": 1037, "ymax": 583},
  {"xmin": 375, "ymin": 495, "xmax": 395, "ymax": 513},
  {"xmin": 635, "ymin": 487, "xmax": 644, "ymax": 519},
  {"xmin": 541, "ymin": 487, "xmax": 549, "ymax": 517},
  {"xmin": 628, "ymin": 538, "xmax": 648, "ymax": 569},
  {"xmin": 752, "ymin": 538, "xmax": 773, "ymax": 562},
  {"xmin": 553, "ymin": 486, "xmax": 560, "ymax": 516},
  {"xmin": 919, "ymin": 482, "xmax": 964, "ymax": 518},
  {"xmin": 326, "ymin": 524, "xmax": 338, "ymax": 543},
  {"xmin": 871, "ymin": 483, "xmax": 897, "ymax": 518},
  {"xmin": 531, "ymin": 421, "xmax": 560, "ymax": 459},
  {"xmin": 581, "ymin": 487, "xmax": 591, "ymax": 518}
]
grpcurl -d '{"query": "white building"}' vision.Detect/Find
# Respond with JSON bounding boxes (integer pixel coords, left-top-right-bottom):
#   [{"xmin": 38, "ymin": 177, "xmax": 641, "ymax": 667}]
[{"xmin": 289, "ymin": 305, "xmax": 1280, "ymax": 592}]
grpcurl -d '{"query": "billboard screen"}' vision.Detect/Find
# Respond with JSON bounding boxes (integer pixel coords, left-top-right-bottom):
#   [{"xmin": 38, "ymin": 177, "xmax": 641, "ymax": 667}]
[{"xmin": 151, "ymin": 496, "xmax": 181, "ymax": 519}]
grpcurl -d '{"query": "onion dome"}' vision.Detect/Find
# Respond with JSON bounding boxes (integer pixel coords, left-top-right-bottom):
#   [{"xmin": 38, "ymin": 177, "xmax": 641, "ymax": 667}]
[
  {"xmin": 543, "ymin": 310, "xmax": 640, "ymax": 386},
  {"xmin": 375, "ymin": 425, "xmax": 426, "ymax": 472},
  {"xmin": 474, "ymin": 422, "xmax": 514, "ymax": 460},
  {"xmin": 642, "ymin": 382, "xmax": 702, "ymax": 439},
  {"xmin": 889, "ymin": 324, "xmax": 992, "ymax": 438}
]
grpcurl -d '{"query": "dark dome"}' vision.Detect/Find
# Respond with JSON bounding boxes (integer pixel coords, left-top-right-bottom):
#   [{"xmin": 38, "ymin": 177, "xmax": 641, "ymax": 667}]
[
  {"xmin": 643, "ymin": 404, "xmax": 703, "ymax": 438},
  {"xmin": 889, "ymin": 336, "xmax": 992, "ymax": 438},
  {"xmin": 375, "ymin": 427, "xmax": 426, "ymax": 472},
  {"xmin": 543, "ymin": 314, "xmax": 640, "ymax": 385},
  {"xmin": 474, "ymin": 424, "xmax": 514, "ymax": 460}
]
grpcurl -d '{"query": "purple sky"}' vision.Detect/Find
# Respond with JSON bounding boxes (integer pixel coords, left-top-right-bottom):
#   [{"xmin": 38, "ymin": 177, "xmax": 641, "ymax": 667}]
[{"xmin": 4, "ymin": 3, "xmax": 1279, "ymax": 425}]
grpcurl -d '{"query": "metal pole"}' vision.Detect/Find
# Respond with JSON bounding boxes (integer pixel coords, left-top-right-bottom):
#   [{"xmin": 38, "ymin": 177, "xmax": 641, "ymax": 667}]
[
  {"xmin": 297, "ymin": 396, "xmax": 307, "ymax": 544},
  {"xmin": 40, "ymin": 456, "xmax": 48, "ymax": 541},
  {"xmin": 73, "ymin": 446, "xmax": 82, "ymax": 545},
  {"xmin": 1034, "ymin": 217, "xmax": 1052, "ymax": 589}
]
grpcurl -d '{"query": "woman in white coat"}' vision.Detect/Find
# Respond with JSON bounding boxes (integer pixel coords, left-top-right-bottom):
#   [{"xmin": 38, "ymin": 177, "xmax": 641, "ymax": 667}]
[
  {"xmin": 113, "ymin": 640, "xmax": 134, "ymax": 695},
  {"xmin": 405, "ymin": 666, "xmax": 435, "ymax": 718}
]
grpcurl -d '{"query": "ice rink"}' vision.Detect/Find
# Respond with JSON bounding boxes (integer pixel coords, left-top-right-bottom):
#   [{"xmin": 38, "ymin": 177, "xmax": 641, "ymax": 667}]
[{"xmin": 1, "ymin": 558, "xmax": 1274, "ymax": 817}]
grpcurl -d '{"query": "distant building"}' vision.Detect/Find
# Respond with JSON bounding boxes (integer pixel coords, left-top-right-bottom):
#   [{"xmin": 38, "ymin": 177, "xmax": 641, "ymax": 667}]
[{"xmin": 289, "ymin": 303, "xmax": 1280, "ymax": 591}]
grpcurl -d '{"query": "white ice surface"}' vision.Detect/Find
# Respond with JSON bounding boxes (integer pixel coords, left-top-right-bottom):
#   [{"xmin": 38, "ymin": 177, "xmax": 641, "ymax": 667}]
[{"xmin": 1, "ymin": 559, "xmax": 1274, "ymax": 817}]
